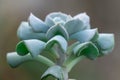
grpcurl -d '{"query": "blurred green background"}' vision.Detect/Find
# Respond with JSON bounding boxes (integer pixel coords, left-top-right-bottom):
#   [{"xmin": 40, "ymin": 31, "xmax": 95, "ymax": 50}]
[{"xmin": 0, "ymin": 0, "xmax": 119, "ymax": 80}]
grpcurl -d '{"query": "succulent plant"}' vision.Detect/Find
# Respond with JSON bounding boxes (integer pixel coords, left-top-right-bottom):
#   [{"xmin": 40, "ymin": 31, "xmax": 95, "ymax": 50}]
[{"xmin": 7, "ymin": 12, "xmax": 114, "ymax": 80}]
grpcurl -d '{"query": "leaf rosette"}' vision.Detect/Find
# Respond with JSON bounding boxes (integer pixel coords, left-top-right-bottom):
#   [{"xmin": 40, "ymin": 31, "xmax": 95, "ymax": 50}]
[{"xmin": 6, "ymin": 12, "xmax": 115, "ymax": 80}]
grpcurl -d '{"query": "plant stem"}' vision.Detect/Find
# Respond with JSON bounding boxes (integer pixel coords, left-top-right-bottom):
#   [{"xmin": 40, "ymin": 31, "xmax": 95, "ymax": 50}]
[
  {"xmin": 34, "ymin": 55, "xmax": 55, "ymax": 67},
  {"xmin": 63, "ymin": 55, "xmax": 85, "ymax": 72},
  {"xmin": 62, "ymin": 68, "xmax": 69, "ymax": 80},
  {"xmin": 56, "ymin": 46, "xmax": 66, "ymax": 66},
  {"xmin": 7, "ymin": 52, "xmax": 55, "ymax": 68},
  {"xmin": 55, "ymin": 46, "xmax": 69, "ymax": 80}
]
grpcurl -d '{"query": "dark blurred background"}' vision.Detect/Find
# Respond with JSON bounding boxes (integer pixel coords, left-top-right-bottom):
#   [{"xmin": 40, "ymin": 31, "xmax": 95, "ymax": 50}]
[{"xmin": 0, "ymin": 0, "xmax": 119, "ymax": 80}]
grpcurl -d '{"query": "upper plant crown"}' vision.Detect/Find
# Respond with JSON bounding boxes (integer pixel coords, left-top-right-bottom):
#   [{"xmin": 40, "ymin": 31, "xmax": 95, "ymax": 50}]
[{"xmin": 7, "ymin": 12, "xmax": 114, "ymax": 80}]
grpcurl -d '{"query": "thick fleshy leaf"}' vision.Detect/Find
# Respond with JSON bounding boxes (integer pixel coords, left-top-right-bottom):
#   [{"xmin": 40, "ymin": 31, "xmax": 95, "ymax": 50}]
[
  {"xmin": 65, "ymin": 19, "xmax": 84, "ymax": 35},
  {"xmin": 28, "ymin": 13, "xmax": 49, "ymax": 33},
  {"xmin": 17, "ymin": 22, "xmax": 47, "ymax": 41},
  {"xmin": 44, "ymin": 16, "xmax": 55, "ymax": 27},
  {"xmin": 16, "ymin": 41, "xmax": 29, "ymax": 56},
  {"xmin": 7, "ymin": 52, "xmax": 55, "ymax": 68},
  {"xmin": 45, "ymin": 12, "xmax": 68, "ymax": 27},
  {"xmin": 7, "ymin": 52, "xmax": 31, "ymax": 68},
  {"xmin": 73, "ymin": 42, "xmax": 89, "ymax": 56},
  {"xmin": 74, "ymin": 12, "xmax": 90, "ymax": 29},
  {"xmin": 41, "ymin": 65, "xmax": 64, "ymax": 80},
  {"xmin": 70, "ymin": 28, "xmax": 98, "ymax": 43},
  {"xmin": 46, "ymin": 35, "xmax": 68, "ymax": 53},
  {"xmin": 16, "ymin": 39, "xmax": 46, "ymax": 57},
  {"xmin": 46, "ymin": 24, "xmax": 69, "ymax": 40},
  {"xmin": 81, "ymin": 43, "xmax": 99, "ymax": 60},
  {"xmin": 48, "ymin": 12, "xmax": 68, "ymax": 21},
  {"xmin": 66, "ymin": 15, "xmax": 73, "ymax": 21},
  {"xmin": 73, "ymin": 42, "xmax": 99, "ymax": 60},
  {"xmin": 96, "ymin": 33, "xmax": 114, "ymax": 55}
]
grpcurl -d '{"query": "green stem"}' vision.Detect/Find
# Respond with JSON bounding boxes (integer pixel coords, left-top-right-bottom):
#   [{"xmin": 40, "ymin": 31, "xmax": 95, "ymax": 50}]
[
  {"xmin": 55, "ymin": 46, "xmax": 69, "ymax": 80},
  {"xmin": 62, "ymin": 68, "xmax": 69, "ymax": 80},
  {"xmin": 34, "ymin": 55, "xmax": 55, "ymax": 67},
  {"xmin": 63, "ymin": 55, "xmax": 85, "ymax": 72},
  {"xmin": 44, "ymin": 48, "xmax": 60, "ymax": 60},
  {"xmin": 50, "ymin": 48, "xmax": 60, "ymax": 59},
  {"xmin": 55, "ymin": 46, "xmax": 66, "ymax": 66},
  {"xmin": 7, "ymin": 52, "xmax": 55, "ymax": 68},
  {"xmin": 67, "ymin": 42, "xmax": 80, "ymax": 56}
]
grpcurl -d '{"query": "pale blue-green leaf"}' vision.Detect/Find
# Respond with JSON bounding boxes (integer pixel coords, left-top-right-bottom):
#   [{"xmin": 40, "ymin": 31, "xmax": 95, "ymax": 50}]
[
  {"xmin": 16, "ymin": 39, "xmax": 46, "ymax": 57},
  {"xmin": 73, "ymin": 42, "xmax": 99, "ymax": 60},
  {"xmin": 96, "ymin": 33, "xmax": 114, "ymax": 55},
  {"xmin": 81, "ymin": 43, "xmax": 99, "ymax": 60},
  {"xmin": 46, "ymin": 24, "xmax": 69, "ymax": 40},
  {"xmin": 100, "ymin": 48, "xmax": 113, "ymax": 55},
  {"xmin": 44, "ymin": 15, "xmax": 55, "ymax": 27},
  {"xmin": 53, "ymin": 17, "xmax": 65, "ymax": 26},
  {"xmin": 17, "ymin": 22, "xmax": 47, "ymax": 41},
  {"xmin": 46, "ymin": 35, "xmax": 68, "ymax": 53},
  {"xmin": 28, "ymin": 13, "xmax": 49, "ymax": 32},
  {"xmin": 41, "ymin": 65, "xmax": 64, "ymax": 80},
  {"xmin": 73, "ymin": 42, "xmax": 90, "ymax": 56},
  {"xmin": 66, "ymin": 15, "xmax": 73, "ymax": 21},
  {"xmin": 65, "ymin": 19, "xmax": 84, "ymax": 35},
  {"xmin": 7, "ymin": 52, "xmax": 55, "ymax": 68},
  {"xmin": 74, "ymin": 12, "xmax": 90, "ymax": 29},
  {"xmin": 46, "ymin": 12, "xmax": 68, "ymax": 22},
  {"xmin": 24, "ymin": 39, "xmax": 46, "ymax": 57},
  {"xmin": 45, "ymin": 12, "xmax": 70, "ymax": 27},
  {"xmin": 70, "ymin": 28, "xmax": 98, "ymax": 43},
  {"xmin": 7, "ymin": 52, "xmax": 33, "ymax": 68}
]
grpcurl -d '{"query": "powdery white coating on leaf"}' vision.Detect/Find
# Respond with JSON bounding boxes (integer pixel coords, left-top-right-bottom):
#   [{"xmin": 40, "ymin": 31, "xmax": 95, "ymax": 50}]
[
  {"xmin": 64, "ymin": 18, "xmax": 84, "ymax": 35},
  {"xmin": 28, "ymin": 13, "xmax": 49, "ymax": 32},
  {"xmin": 17, "ymin": 22, "xmax": 47, "ymax": 41},
  {"xmin": 46, "ymin": 35, "xmax": 68, "ymax": 53},
  {"xmin": 73, "ymin": 42, "xmax": 99, "ymax": 60},
  {"xmin": 70, "ymin": 28, "xmax": 98, "ymax": 43},
  {"xmin": 96, "ymin": 33, "xmax": 114, "ymax": 55},
  {"xmin": 74, "ymin": 12, "xmax": 90, "ymax": 29},
  {"xmin": 7, "ymin": 52, "xmax": 32, "ymax": 68},
  {"xmin": 24, "ymin": 39, "xmax": 46, "ymax": 57},
  {"xmin": 16, "ymin": 39, "xmax": 46, "ymax": 57},
  {"xmin": 46, "ymin": 24, "xmax": 69, "ymax": 40},
  {"xmin": 41, "ymin": 65, "xmax": 64, "ymax": 80}
]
